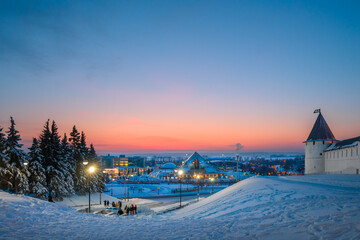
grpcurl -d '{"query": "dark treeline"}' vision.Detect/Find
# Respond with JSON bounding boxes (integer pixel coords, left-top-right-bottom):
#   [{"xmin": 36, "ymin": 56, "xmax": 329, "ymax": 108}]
[{"xmin": 0, "ymin": 117, "xmax": 104, "ymax": 200}]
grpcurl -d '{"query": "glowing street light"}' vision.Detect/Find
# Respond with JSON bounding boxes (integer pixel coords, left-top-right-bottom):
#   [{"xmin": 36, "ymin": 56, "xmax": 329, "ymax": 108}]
[
  {"xmin": 85, "ymin": 164, "xmax": 96, "ymax": 213},
  {"xmin": 100, "ymin": 170, "xmax": 106, "ymax": 204},
  {"xmin": 23, "ymin": 162, "xmax": 28, "ymax": 166},
  {"xmin": 178, "ymin": 170, "xmax": 184, "ymax": 208},
  {"xmin": 210, "ymin": 178, "xmax": 214, "ymax": 194},
  {"xmin": 196, "ymin": 175, "xmax": 200, "ymax": 201}
]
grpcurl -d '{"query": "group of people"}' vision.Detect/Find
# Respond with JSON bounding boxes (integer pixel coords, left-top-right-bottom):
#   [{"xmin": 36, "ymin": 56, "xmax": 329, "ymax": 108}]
[
  {"xmin": 118, "ymin": 204, "xmax": 137, "ymax": 216},
  {"xmin": 104, "ymin": 200, "xmax": 138, "ymax": 216}
]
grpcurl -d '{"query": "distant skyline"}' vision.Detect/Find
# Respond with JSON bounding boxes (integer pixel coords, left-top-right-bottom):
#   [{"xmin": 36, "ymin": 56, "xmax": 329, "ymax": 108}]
[{"xmin": 1, "ymin": 0, "xmax": 360, "ymax": 154}]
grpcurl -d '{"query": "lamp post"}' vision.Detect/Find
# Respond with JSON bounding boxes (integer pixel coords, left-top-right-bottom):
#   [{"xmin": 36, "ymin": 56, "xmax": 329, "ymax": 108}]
[
  {"xmin": 178, "ymin": 170, "xmax": 183, "ymax": 208},
  {"xmin": 127, "ymin": 175, "xmax": 133, "ymax": 200},
  {"xmin": 87, "ymin": 166, "xmax": 95, "ymax": 213},
  {"xmin": 100, "ymin": 170, "xmax": 106, "ymax": 204},
  {"xmin": 196, "ymin": 175, "xmax": 200, "ymax": 201},
  {"xmin": 124, "ymin": 175, "xmax": 126, "ymax": 201},
  {"xmin": 111, "ymin": 178, "xmax": 114, "ymax": 196},
  {"xmin": 236, "ymin": 153, "xmax": 239, "ymax": 173},
  {"xmin": 210, "ymin": 178, "xmax": 214, "ymax": 194},
  {"xmin": 83, "ymin": 161, "xmax": 96, "ymax": 213}
]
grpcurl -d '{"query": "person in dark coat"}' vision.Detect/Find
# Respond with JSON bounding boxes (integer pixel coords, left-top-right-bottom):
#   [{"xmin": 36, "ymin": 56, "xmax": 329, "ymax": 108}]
[
  {"xmin": 118, "ymin": 201, "xmax": 122, "ymax": 209},
  {"xmin": 126, "ymin": 206, "xmax": 130, "ymax": 216},
  {"xmin": 48, "ymin": 195, "xmax": 54, "ymax": 203},
  {"xmin": 107, "ymin": 200, "xmax": 109, "ymax": 206},
  {"xmin": 104, "ymin": 200, "xmax": 107, "ymax": 207},
  {"xmin": 131, "ymin": 204, "xmax": 135, "ymax": 215},
  {"xmin": 112, "ymin": 202, "xmax": 115, "ymax": 207},
  {"xmin": 117, "ymin": 207, "xmax": 123, "ymax": 216}
]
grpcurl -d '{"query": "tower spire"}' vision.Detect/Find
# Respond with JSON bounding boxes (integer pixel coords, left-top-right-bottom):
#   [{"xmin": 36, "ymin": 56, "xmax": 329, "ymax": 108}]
[{"xmin": 305, "ymin": 110, "xmax": 336, "ymax": 142}]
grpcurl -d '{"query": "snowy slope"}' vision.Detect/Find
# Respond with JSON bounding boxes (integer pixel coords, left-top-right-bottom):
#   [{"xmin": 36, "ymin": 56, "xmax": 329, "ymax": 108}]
[{"xmin": 1, "ymin": 175, "xmax": 360, "ymax": 239}]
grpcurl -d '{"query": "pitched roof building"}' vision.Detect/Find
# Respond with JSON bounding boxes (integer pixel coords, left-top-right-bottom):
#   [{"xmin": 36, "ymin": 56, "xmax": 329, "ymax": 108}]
[
  {"xmin": 179, "ymin": 152, "xmax": 219, "ymax": 178},
  {"xmin": 304, "ymin": 110, "xmax": 360, "ymax": 174}
]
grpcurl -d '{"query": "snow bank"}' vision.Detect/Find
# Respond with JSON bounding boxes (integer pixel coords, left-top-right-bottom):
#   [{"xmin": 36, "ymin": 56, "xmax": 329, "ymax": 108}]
[{"xmin": 1, "ymin": 175, "xmax": 360, "ymax": 239}]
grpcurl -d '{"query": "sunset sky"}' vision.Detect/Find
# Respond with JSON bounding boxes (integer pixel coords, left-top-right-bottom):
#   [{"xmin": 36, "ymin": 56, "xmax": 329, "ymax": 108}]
[{"xmin": 1, "ymin": 0, "xmax": 360, "ymax": 154}]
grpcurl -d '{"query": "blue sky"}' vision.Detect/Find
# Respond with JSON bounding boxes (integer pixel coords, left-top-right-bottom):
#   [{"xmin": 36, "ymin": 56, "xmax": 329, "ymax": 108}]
[{"xmin": 0, "ymin": 0, "xmax": 359, "ymax": 153}]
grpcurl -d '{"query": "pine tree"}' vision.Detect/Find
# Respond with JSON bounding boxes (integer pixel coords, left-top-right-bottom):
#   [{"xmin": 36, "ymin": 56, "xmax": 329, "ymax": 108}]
[
  {"xmin": 69, "ymin": 126, "xmax": 86, "ymax": 193},
  {"xmin": 88, "ymin": 144, "xmax": 97, "ymax": 163},
  {"xmin": 0, "ymin": 126, "xmax": 11, "ymax": 191},
  {"xmin": 80, "ymin": 131, "xmax": 89, "ymax": 161},
  {"xmin": 5, "ymin": 117, "xmax": 29, "ymax": 194},
  {"xmin": 27, "ymin": 138, "xmax": 47, "ymax": 199},
  {"xmin": 48, "ymin": 121, "xmax": 69, "ymax": 199},
  {"xmin": 60, "ymin": 133, "xmax": 75, "ymax": 196},
  {"xmin": 39, "ymin": 120, "xmax": 69, "ymax": 199}
]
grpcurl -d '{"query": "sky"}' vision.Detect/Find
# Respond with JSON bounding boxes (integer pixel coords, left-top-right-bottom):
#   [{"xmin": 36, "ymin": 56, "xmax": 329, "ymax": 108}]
[{"xmin": 1, "ymin": 0, "xmax": 360, "ymax": 154}]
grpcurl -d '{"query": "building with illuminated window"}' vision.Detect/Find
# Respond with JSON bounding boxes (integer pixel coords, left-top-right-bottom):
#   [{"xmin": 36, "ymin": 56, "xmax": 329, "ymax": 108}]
[
  {"xmin": 179, "ymin": 152, "xmax": 220, "ymax": 179},
  {"xmin": 102, "ymin": 155, "xmax": 145, "ymax": 178}
]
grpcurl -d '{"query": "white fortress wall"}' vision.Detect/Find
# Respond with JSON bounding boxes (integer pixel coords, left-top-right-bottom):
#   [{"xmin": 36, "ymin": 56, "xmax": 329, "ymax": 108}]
[{"xmin": 325, "ymin": 142, "xmax": 360, "ymax": 174}]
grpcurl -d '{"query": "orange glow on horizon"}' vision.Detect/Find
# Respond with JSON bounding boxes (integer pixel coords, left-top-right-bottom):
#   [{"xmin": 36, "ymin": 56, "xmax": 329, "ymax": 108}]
[{"xmin": 4, "ymin": 109, "xmax": 359, "ymax": 154}]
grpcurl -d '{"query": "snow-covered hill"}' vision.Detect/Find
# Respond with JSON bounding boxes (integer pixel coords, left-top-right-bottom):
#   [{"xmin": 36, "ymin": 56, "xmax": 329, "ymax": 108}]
[{"xmin": 1, "ymin": 175, "xmax": 360, "ymax": 239}]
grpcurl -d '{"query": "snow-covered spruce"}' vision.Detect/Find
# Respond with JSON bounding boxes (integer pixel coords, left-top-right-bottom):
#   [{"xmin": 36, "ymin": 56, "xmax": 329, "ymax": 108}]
[
  {"xmin": 4, "ymin": 117, "xmax": 29, "ymax": 194},
  {"xmin": 27, "ymin": 138, "xmax": 48, "ymax": 199}
]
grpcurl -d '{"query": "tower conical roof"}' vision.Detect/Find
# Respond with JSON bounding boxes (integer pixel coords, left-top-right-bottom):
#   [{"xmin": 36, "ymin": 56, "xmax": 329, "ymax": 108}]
[{"xmin": 305, "ymin": 112, "xmax": 336, "ymax": 142}]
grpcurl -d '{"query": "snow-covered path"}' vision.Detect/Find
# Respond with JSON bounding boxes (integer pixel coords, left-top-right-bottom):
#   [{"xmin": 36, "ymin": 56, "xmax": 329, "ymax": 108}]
[{"xmin": 1, "ymin": 175, "xmax": 360, "ymax": 239}]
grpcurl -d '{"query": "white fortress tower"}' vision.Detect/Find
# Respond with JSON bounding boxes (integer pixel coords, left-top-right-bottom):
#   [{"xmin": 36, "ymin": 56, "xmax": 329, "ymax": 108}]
[{"xmin": 304, "ymin": 110, "xmax": 337, "ymax": 174}]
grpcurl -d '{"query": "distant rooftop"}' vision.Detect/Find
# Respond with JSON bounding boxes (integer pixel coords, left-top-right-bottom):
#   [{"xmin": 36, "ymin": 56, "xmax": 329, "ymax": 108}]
[{"xmin": 325, "ymin": 136, "xmax": 360, "ymax": 151}]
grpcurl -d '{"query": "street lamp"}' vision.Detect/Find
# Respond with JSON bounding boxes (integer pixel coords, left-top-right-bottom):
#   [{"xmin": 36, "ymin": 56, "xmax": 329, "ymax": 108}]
[
  {"xmin": 23, "ymin": 162, "xmax": 28, "ymax": 166},
  {"xmin": 83, "ymin": 161, "xmax": 95, "ymax": 213},
  {"xmin": 100, "ymin": 170, "xmax": 106, "ymax": 204},
  {"xmin": 236, "ymin": 153, "xmax": 239, "ymax": 173},
  {"xmin": 210, "ymin": 178, "xmax": 214, "ymax": 194},
  {"xmin": 178, "ymin": 170, "xmax": 183, "ymax": 208},
  {"xmin": 111, "ymin": 178, "xmax": 114, "ymax": 196},
  {"xmin": 196, "ymin": 175, "xmax": 200, "ymax": 201},
  {"xmin": 124, "ymin": 175, "xmax": 127, "ymax": 201},
  {"xmin": 88, "ymin": 166, "xmax": 95, "ymax": 213}
]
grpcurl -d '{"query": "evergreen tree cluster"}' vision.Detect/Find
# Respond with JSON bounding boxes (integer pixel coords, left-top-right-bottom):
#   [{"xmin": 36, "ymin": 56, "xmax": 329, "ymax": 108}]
[{"xmin": 0, "ymin": 117, "xmax": 105, "ymax": 200}]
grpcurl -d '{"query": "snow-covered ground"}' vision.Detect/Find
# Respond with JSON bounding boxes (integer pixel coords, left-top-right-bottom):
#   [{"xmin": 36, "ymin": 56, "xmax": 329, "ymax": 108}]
[{"xmin": 1, "ymin": 175, "xmax": 360, "ymax": 239}]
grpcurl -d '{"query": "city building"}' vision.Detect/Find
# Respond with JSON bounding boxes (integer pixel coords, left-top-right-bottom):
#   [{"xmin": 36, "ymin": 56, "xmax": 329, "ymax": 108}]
[
  {"xmin": 304, "ymin": 110, "xmax": 360, "ymax": 174},
  {"xmin": 102, "ymin": 155, "xmax": 145, "ymax": 178},
  {"xmin": 148, "ymin": 162, "xmax": 178, "ymax": 180},
  {"xmin": 179, "ymin": 152, "xmax": 220, "ymax": 179}
]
